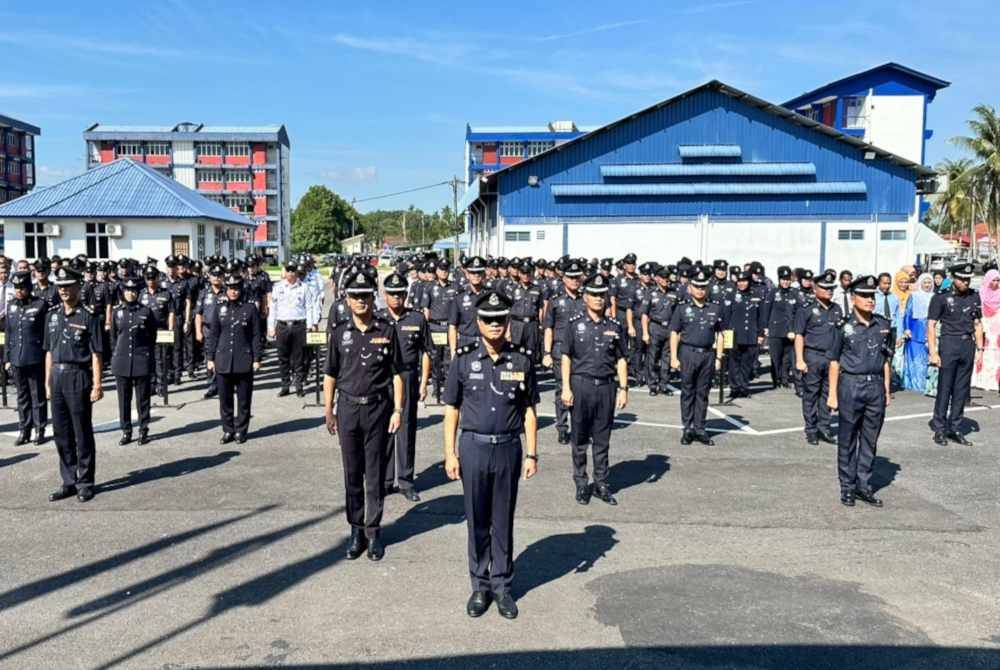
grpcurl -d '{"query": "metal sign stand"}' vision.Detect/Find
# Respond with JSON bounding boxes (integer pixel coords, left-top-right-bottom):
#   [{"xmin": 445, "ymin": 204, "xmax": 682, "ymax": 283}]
[{"xmin": 0, "ymin": 339, "xmax": 8, "ymax": 409}]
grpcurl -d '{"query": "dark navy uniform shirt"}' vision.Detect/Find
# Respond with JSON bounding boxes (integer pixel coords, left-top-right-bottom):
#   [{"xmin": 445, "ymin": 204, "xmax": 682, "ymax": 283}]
[
  {"xmin": 668, "ymin": 300, "xmax": 725, "ymax": 349},
  {"xmin": 326, "ymin": 298, "xmax": 350, "ymax": 336},
  {"xmin": 195, "ymin": 286, "xmax": 226, "ymax": 324},
  {"xmin": 794, "ymin": 300, "xmax": 843, "ymax": 351},
  {"xmin": 325, "ymin": 315, "xmax": 402, "ymax": 396},
  {"xmin": 448, "ymin": 288, "xmax": 486, "ymax": 340},
  {"xmin": 708, "ymin": 278, "xmax": 736, "ymax": 305},
  {"xmin": 510, "ymin": 282, "xmax": 544, "ymax": 321},
  {"xmin": 43, "ymin": 304, "xmax": 104, "ymax": 365},
  {"xmin": 927, "ymin": 289, "xmax": 981, "ymax": 337},
  {"xmin": 614, "ymin": 275, "xmax": 640, "ymax": 315},
  {"xmin": 565, "ymin": 314, "xmax": 626, "ymax": 379},
  {"xmin": 378, "ymin": 307, "xmax": 431, "ymax": 369},
  {"xmin": 828, "ymin": 312, "xmax": 892, "ymax": 374},
  {"xmin": 111, "ymin": 302, "xmax": 158, "ymax": 377},
  {"xmin": 32, "ymin": 283, "xmax": 59, "ymax": 312},
  {"xmin": 205, "ymin": 298, "xmax": 262, "ymax": 375},
  {"xmin": 443, "ymin": 340, "xmax": 539, "ymax": 434},
  {"xmin": 139, "ymin": 288, "xmax": 175, "ymax": 328},
  {"xmin": 639, "ymin": 286, "xmax": 678, "ymax": 325},
  {"xmin": 162, "ymin": 276, "xmax": 190, "ymax": 321},
  {"xmin": 423, "ymin": 281, "xmax": 458, "ymax": 324},
  {"xmin": 728, "ymin": 289, "xmax": 765, "ymax": 346},
  {"xmin": 763, "ymin": 286, "xmax": 800, "ymax": 334},
  {"xmin": 543, "ymin": 290, "xmax": 583, "ymax": 351},
  {"xmin": 4, "ymin": 297, "xmax": 47, "ymax": 367}
]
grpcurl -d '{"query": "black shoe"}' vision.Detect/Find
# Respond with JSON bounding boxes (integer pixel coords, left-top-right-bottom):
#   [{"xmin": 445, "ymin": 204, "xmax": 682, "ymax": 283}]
[
  {"xmin": 367, "ymin": 532, "xmax": 385, "ymax": 561},
  {"xmin": 932, "ymin": 432, "xmax": 948, "ymax": 446},
  {"xmin": 119, "ymin": 432, "xmax": 133, "ymax": 446},
  {"xmin": 383, "ymin": 484, "xmax": 399, "ymax": 497},
  {"xmin": 49, "ymin": 485, "xmax": 77, "ymax": 502},
  {"xmin": 806, "ymin": 433, "xmax": 819, "ymax": 446},
  {"xmin": 14, "ymin": 430, "xmax": 30, "ymax": 446},
  {"xmin": 346, "ymin": 528, "xmax": 368, "ymax": 560},
  {"xmin": 295, "ymin": 386, "xmax": 305, "ymax": 397},
  {"xmin": 277, "ymin": 387, "xmax": 290, "ymax": 397},
  {"xmin": 649, "ymin": 387, "xmax": 659, "ymax": 397},
  {"xmin": 494, "ymin": 591, "xmax": 518, "ymax": 619},
  {"xmin": 575, "ymin": 483, "xmax": 591, "ymax": 505},
  {"xmin": 466, "ymin": 591, "xmax": 492, "ymax": 618},
  {"xmin": 680, "ymin": 431, "xmax": 693, "ymax": 446},
  {"xmin": 33, "ymin": 427, "xmax": 46, "ymax": 445},
  {"xmin": 557, "ymin": 430, "xmax": 570, "ymax": 445},
  {"xmin": 819, "ymin": 430, "xmax": 836, "ymax": 444},
  {"xmin": 138, "ymin": 430, "xmax": 150, "ymax": 445},
  {"xmin": 202, "ymin": 390, "xmax": 217, "ymax": 399},
  {"xmin": 77, "ymin": 488, "xmax": 94, "ymax": 503},
  {"xmin": 840, "ymin": 491, "xmax": 855, "ymax": 507},
  {"xmin": 402, "ymin": 488, "xmax": 420, "ymax": 502},
  {"xmin": 854, "ymin": 489, "xmax": 883, "ymax": 507},
  {"xmin": 235, "ymin": 432, "xmax": 247, "ymax": 444},
  {"xmin": 662, "ymin": 387, "xmax": 674, "ymax": 396},
  {"xmin": 593, "ymin": 484, "xmax": 618, "ymax": 506},
  {"xmin": 947, "ymin": 431, "xmax": 972, "ymax": 446},
  {"xmin": 695, "ymin": 432, "xmax": 715, "ymax": 446},
  {"xmin": 220, "ymin": 432, "xmax": 235, "ymax": 444}
]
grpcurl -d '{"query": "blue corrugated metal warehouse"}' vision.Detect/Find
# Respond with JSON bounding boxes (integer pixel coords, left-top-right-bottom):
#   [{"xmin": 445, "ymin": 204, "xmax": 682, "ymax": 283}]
[{"xmin": 461, "ymin": 80, "xmax": 941, "ymax": 274}]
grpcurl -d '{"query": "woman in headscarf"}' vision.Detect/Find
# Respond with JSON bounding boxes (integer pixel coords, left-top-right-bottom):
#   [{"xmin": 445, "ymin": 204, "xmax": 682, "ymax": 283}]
[
  {"xmin": 972, "ymin": 269, "xmax": 1000, "ymax": 392},
  {"xmin": 901, "ymin": 273, "xmax": 934, "ymax": 393},
  {"xmin": 890, "ymin": 269, "xmax": 911, "ymax": 388}
]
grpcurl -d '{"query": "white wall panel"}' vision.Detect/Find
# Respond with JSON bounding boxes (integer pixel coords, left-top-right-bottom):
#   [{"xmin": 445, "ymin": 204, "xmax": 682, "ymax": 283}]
[
  {"xmin": 866, "ymin": 95, "xmax": 925, "ymax": 164},
  {"xmin": 707, "ymin": 219, "xmax": 822, "ymax": 271},
  {"xmin": 563, "ymin": 219, "xmax": 700, "ymax": 260}
]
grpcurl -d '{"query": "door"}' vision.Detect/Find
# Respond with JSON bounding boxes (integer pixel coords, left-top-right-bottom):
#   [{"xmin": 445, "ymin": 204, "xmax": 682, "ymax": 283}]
[{"xmin": 171, "ymin": 235, "xmax": 190, "ymax": 257}]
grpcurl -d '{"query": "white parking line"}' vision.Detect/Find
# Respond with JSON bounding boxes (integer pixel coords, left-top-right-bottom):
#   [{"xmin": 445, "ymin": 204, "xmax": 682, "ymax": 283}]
[{"xmin": 664, "ymin": 383, "xmax": 758, "ymax": 434}]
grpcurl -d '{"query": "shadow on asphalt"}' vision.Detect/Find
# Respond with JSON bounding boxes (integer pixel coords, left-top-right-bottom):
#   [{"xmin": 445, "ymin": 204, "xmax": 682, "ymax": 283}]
[
  {"xmin": 513, "ymin": 524, "xmax": 618, "ymax": 599},
  {"xmin": 153, "ymin": 418, "xmax": 221, "ymax": 440},
  {"xmin": 252, "ymin": 416, "xmax": 325, "ymax": 439},
  {"xmin": 0, "ymin": 452, "xmax": 38, "ymax": 468},
  {"xmin": 97, "ymin": 451, "xmax": 241, "ymax": 494},
  {"xmin": 870, "ymin": 456, "xmax": 901, "ymax": 494},
  {"xmin": 608, "ymin": 454, "xmax": 670, "ymax": 494}
]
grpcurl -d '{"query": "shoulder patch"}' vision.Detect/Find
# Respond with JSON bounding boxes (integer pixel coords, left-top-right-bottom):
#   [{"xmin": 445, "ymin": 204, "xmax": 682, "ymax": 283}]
[
  {"xmin": 568, "ymin": 314, "xmax": 582, "ymax": 322},
  {"xmin": 82, "ymin": 305, "xmax": 95, "ymax": 315},
  {"xmin": 456, "ymin": 344, "xmax": 476, "ymax": 356}
]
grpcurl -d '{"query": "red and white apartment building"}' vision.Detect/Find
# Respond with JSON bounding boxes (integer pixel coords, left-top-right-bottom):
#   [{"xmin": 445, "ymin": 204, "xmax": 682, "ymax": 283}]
[
  {"xmin": 83, "ymin": 122, "xmax": 290, "ymax": 261},
  {"xmin": 0, "ymin": 113, "xmax": 40, "ymax": 203}
]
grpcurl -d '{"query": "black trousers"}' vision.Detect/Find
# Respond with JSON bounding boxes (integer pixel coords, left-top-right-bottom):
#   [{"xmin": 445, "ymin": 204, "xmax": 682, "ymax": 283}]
[
  {"xmin": 12, "ymin": 363, "xmax": 47, "ymax": 433},
  {"xmin": 931, "ymin": 336, "xmax": 975, "ymax": 434},
  {"xmin": 276, "ymin": 321, "xmax": 307, "ymax": 388},
  {"xmin": 728, "ymin": 343, "xmax": 757, "ymax": 395},
  {"xmin": 629, "ymin": 333, "xmax": 645, "ymax": 384},
  {"xmin": 801, "ymin": 349, "xmax": 832, "ymax": 436},
  {"xmin": 116, "ymin": 375, "xmax": 152, "ymax": 432},
  {"xmin": 170, "ymin": 320, "xmax": 186, "ymax": 379},
  {"xmin": 510, "ymin": 320, "xmax": 540, "ymax": 360},
  {"xmin": 154, "ymin": 345, "xmax": 170, "ymax": 393},
  {"xmin": 459, "ymin": 432, "xmax": 521, "ymax": 594},
  {"xmin": 51, "ymin": 367, "xmax": 96, "ymax": 489},
  {"xmin": 570, "ymin": 377, "xmax": 615, "ymax": 486},
  {"xmin": 427, "ymin": 325, "xmax": 449, "ymax": 395},
  {"xmin": 385, "ymin": 368, "xmax": 420, "ymax": 490},
  {"xmin": 182, "ymin": 322, "xmax": 196, "ymax": 374},
  {"xmin": 217, "ymin": 371, "xmax": 254, "ymax": 434},
  {"xmin": 768, "ymin": 335, "xmax": 794, "ymax": 386},
  {"xmin": 836, "ymin": 373, "xmax": 885, "ymax": 494},
  {"xmin": 337, "ymin": 393, "xmax": 391, "ymax": 535},
  {"xmin": 679, "ymin": 345, "xmax": 714, "ymax": 433},
  {"xmin": 552, "ymin": 345, "xmax": 570, "ymax": 435},
  {"xmin": 645, "ymin": 324, "xmax": 671, "ymax": 391}
]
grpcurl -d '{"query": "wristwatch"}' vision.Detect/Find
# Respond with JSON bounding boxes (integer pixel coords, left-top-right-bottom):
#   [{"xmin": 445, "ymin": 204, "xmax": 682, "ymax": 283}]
[
  {"xmin": 525, "ymin": 454, "xmax": 538, "ymax": 461},
  {"xmin": 618, "ymin": 386, "xmax": 628, "ymax": 392}
]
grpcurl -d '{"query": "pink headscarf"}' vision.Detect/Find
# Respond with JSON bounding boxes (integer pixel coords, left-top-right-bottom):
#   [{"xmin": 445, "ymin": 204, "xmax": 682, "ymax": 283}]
[{"xmin": 981, "ymin": 269, "xmax": 1000, "ymax": 318}]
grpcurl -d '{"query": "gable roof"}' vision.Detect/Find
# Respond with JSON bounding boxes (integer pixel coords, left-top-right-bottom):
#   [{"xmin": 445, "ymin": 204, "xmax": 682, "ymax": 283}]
[
  {"xmin": 783, "ymin": 62, "xmax": 950, "ymax": 109},
  {"xmin": 478, "ymin": 79, "xmax": 934, "ymax": 194},
  {"xmin": 0, "ymin": 159, "xmax": 254, "ymax": 226}
]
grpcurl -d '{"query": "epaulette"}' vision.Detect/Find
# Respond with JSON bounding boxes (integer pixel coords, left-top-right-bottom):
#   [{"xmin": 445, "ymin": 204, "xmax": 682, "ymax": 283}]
[
  {"xmin": 872, "ymin": 312, "xmax": 889, "ymax": 323},
  {"xmin": 82, "ymin": 305, "xmax": 95, "ymax": 315},
  {"xmin": 608, "ymin": 316, "xmax": 622, "ymax": 326},
  {"xmin": 569, "ymin": 313, "xmax": 583, "ymax": 322},
  {"xmin": 456, "ymin": 343, "xmax": 477, "ymax": 357}
]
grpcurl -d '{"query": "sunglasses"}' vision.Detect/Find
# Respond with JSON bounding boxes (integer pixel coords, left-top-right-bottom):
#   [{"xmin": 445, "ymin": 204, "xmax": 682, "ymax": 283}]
[{"xmin": 480, "ymin": 315, "xmax": 509, "ymax": 326}]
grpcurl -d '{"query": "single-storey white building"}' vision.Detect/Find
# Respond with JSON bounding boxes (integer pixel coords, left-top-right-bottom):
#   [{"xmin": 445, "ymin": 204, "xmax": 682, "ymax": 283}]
[{"xmin": 0, "ymin": 158, "xmax": 255, "ymax": 261}]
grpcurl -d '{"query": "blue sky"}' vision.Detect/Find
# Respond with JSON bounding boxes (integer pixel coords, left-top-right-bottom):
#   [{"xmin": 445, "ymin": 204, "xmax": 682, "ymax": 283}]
[{"xmin": 1, "ymin": 0, "xmax": 996, "ymax": 213}]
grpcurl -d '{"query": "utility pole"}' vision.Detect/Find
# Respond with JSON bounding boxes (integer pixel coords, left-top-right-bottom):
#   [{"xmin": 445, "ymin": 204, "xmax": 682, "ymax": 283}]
[
  {"xmin": 402, "ymin": 211, "xmax": 407, "ymax": 245},
  {"xmin": 450, "ymin": 176, "xmax": 462, "ymax": 262}
]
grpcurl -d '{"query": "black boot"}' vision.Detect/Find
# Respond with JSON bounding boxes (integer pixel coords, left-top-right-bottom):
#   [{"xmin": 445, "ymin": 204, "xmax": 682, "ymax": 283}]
[
  {"xmin": 367, "ymin": 531, "xmax": 385, "ymax": 561},
  {"xmin": 119, "ymin": 431, "xmax": 133, "ymax": 446},
  {"xmin": 346, "ymin": 528, "xmax": 368, "ymax": 560},
  {"xmin": 33, "ymin": 427, "xmax": 46, "ymax": 445},
  {"xmin": 14, "ymin": 430, "xmax": 31, "ymax": 446},
  {"xmin": 138, "ymin": 429, "xmax": 150, "ymax": 445}
]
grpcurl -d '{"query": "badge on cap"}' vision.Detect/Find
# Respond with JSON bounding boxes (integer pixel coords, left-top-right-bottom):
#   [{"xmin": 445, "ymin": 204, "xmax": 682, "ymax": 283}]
[{"xmin": 489, "ymin": 294, "xmax": 500, "ymax": 306}]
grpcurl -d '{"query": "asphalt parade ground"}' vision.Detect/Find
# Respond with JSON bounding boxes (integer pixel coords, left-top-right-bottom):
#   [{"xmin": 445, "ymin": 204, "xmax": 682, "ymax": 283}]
[{"xmin": 0, "ymin": 350, "xmax": 998, "ymax": 669}]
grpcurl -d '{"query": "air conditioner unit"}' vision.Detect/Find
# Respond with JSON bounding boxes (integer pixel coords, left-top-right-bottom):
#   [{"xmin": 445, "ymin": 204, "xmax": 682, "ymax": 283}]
[
  {"xmin": 42, "ymin": 223, "xmax": 61, "ymax": 237},
  {"xmin": 105, "ymin": 224, "xmax": 124, "ymax": 237}
]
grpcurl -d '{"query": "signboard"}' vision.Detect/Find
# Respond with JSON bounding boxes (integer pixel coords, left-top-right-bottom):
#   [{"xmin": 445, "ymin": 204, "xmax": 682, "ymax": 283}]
[
  {"xmin": 156, "ymin": 330, "xmax": 175, "ymax": 345},
  {"xmin": 306, "ymin": 331, "xmax": 327, "ymax": 346}
]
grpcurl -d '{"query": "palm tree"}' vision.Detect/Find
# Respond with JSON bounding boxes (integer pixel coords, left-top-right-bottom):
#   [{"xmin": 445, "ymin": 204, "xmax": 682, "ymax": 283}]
[
  {"xmin": 933, "ymin": 157, "xmax": 974, "ymax": 236},
  {"xmin": 951, "ymin": 105, "xmax": 1000, "ymax": 256}
]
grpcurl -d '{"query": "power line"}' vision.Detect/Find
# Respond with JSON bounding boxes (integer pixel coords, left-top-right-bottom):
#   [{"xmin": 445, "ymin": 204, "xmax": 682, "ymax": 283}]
[{"xmin": 351, "ymin": 180, "xmax": 452, "ymax": 204}]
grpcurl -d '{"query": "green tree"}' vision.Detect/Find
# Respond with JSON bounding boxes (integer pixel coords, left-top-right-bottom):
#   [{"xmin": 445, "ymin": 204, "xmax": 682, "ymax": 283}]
[
  {"xmin": 932, "ymin": 158, "xmax": 975, "ymax": 236},
  {"xmin": 290, "ymin": 185, "xmax": 358, "ymax": 254},
  {"xmin": 950, "ymin": 105, "xmax": 1000, "ymax": 252}
]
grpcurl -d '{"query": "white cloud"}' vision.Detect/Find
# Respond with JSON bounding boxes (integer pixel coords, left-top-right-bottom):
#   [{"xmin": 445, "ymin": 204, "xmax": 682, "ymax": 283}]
[
  {"xmin": 330, "ymin": 33, "xmax": 470, "ymax": 66},
  {"xmin": 534, "ymin": 20, "xmax": 647, "ymax": 43},
  {"xmin": 36, "ymin": 165, "xmax": 74, "ymax": 185},
  {"xmin": 321, "ymin": 166, "xmax": 378, "ymax": 183}
]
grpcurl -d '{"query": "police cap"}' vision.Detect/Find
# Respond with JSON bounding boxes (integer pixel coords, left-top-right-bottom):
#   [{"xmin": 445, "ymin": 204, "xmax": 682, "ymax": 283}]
[
  {"xmin": 465, "ymin": 256, "xmax": 487, "ymax": 273},
  {"xmin": 713, "ymin": 259, "xmax": 728, "ymax": 271},
  {"xmin": 122, "ymin": 276, "xmax": 142, "ymax": 291},
  {"xmin": 563, "ymin": 259, "xmax": 584, "ymax": 277},
  {"xmin": 165, "ymin": 255, "xmax": 178, "ymax": 267},
  {"xmin": 11, "ymin": 271, "xmax": 31, "ymax": 289},
  {"xmin": 383, "ymin": 272, "xmax": 409, "ymax": 293},
  {"xmin": 622, "ymin": 253, "xmax": 637, "ymax": 265},
  {"xmin": 475, "ymin": 291, "xmax": 511, "ymax": 318},
  {"xmin": 816, "ymin": 270, "xmax": 837, "ymax": 289},
  {"xmin": 344, "ymin": 270, "xmax": 377, "ymax": 295},
  {"xmin": 144, "ymin": 266, "xmax": 159, "ymax": 281},
  {"xmin": 949, "ymin": 262, "xmax": 974, "ymax": 280},
  {"xmin": 777, "ymin": 265, "xmax": 792, "ymax": 280},
  {"xmin": 848, "ymin": 275, "xmax": 878, "ymax": 296},
  {"xmin": 689, "ymin": 269, "xmax": 711, "ymax": 287},
  {"xmin": 54, "ymin": 266, "xmax": 83, "ymax": 286},
  {"xmin": 209, "ymin": 265, "xmax": 224, "ymax": 277},
  {"xmin": 224, "ymin": 274, "xmax": 243, "ymax": 288}
]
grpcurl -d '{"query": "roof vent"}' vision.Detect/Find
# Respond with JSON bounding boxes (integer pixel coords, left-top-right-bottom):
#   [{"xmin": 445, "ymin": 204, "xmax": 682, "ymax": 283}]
[
  {"xmin": 548, "ymin": 120, "xmax": 577, "ymax": 132},
  {"xmin": 173, "ymin": 122, "xmax": 203, "ymax": 133}
]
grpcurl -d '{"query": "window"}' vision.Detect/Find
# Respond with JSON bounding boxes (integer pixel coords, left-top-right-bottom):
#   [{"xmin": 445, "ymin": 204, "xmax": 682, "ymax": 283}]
[
  {"xmin": 24, "ymin": 135, "xmax": 32, "ymax": 158},
  {"xmin": 85, "ymin": 222, "xmax": 111, "ymax": 259},
  {"xmin": 23, "ymin": 164, "xmax": 33, "ymax": 185},
  {"xmin": 5, "ymin": 132, "xmax": 16, "ymax": 146},
  {"xmin": 880, "ymin": 229, "xmax": 906, "ymax": 241},
  {"xmin": 526, "ymin": 141, "xmax": 554, "ymax": 157},
  {"xmin": 198, "ymin": 170, "xmax": 224, "ymax": 183},
  {"xmin": 214, "ymin": 225, "xmax": 223, "ymax": 253},
  {"xmin": 8, "ymin": 162, "xmax": 18, "ymax": 177},
  {"xmin": 197, "ymin": 224, "xmax": 206, "ymax": 259},
  {"xmin": 226, "ymin": 195, "xmax": 253, "ymax": 213},
  {"xmin": 504, "ymin": 231, "xmax": 530, "ymax": 242},
  {"xmin": 197, "ymin": 143, "xmax": 223, "ymax": 157},
  {"xmin": 536, "ymin": 230, "xmax": 545, "ymax": 240},
  {"xmin": 226, "ymin": 171, "xmax": 251, "ymax": 183},
  {"xmin": 24, "ymin": 222, "xmax": 47, "ymax": 258},
  {"xmin": 499, "ymin": 142, "xmax": 523, "ymax": 158},
  {"xmin": 844, "ymin": 96, "xmax": 867, "ymax": 128},
  {"xmin": 227, "ymin": 143, "xmax": 250, "ymax": 156},
  {"xmin": 838, "ymin": 229, "xmax": 864, "ymax": 241},
  {"xmin": 205, "ymin": 194, "xmax": 225, "ymax": 204},
  {"xmin": 147, "ymin": 142, "xmax": 171, "ymax": 156},
  {"xmin": 116, "ymin": 142, "xmax": 142, "ymax": 156}
]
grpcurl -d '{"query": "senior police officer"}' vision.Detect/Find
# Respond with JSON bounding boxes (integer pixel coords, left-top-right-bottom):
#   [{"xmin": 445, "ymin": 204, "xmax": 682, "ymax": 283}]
[
  {"xmin": 726, "ymin": 270, "xmax": 765, "ymax": 399},
  {"xmin": 324, "ymin": 269, "xmax": 404, "ymax": 562},
  {"xmin": 448, "ymin": 255, "xmax": 487, "ymax": 356},
  {"xmin": 45, "ymin": 267, "xmax": 104, "ymax": 503},
  {"xmin": 5, "ymin": 271, "xmax": 49, "ymax": 445},
  {"xmin": 927, "ymin": 262, "xmax": 984, "ymax": 446},
  {"xmin": 112, "ymin": 276, "xmax": 159, "ymax": 446},
  {"xmin": 268, "ymin": 261, "xmax": 319, "ymax": 397},
  {"xmin": 543, "ymin": 258, "xmax": 584, "ymax": 444},
  {"xmin": 443, "ymin": 290, "xmax": 539, "ymax": 620},
  {"xmin": 561, "ymin": 274, "xmax": 628, "ymax": 506},
  {"xmin": 640, "ymin": 266, "xmax": 679, "ymax": 397},
  {"xmin": 669, "ymin": 268, "xmax": 725, "ymax": 446},
  {"xmin": 827, "ymin": 275, "xmax": 892, "ymax": 508},
  {"xmin": 206, "ymin": 274, "xmax": 263, "ymax": 444},
  {"xmin": 794, "ymin": 270, "xmax": 843, "ymax": 445},
  {"xmin": 380, "ymin": 271, "xmax": 432, "ymax": 502}
]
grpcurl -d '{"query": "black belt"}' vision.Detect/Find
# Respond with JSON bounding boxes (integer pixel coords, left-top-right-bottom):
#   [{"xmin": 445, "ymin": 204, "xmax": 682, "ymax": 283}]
[
  {"xmin": 571, "ymin": 374, "xmax": 615, "ymax": 386},
  {"xmin": 940, "ymin": 333, "xmax": 973, "ymax": 340},
  {"xmin": 841, "ymin": 371, "xmax": 881, "ymax": 381},
  {"xmin": 680, "ymin": 342, "xmax": 712, "ymax": 352},
  {"xmin": 650, "ymin": 319, "xmax": 669, "ymax": 327},
  {"xmin": 463, "ymin": 430, "xmax": 520, "ymax": 445},
  {"xmin": 512, "ymin": 316, "xmax": 538, "ymax": 323},
  {"xmin": 431, "ymin": 319, "xmax": 449, "ymax": 326},
  {"xmin": 339, "ymin": 390, "xmax": 389, "ymax": 405},
  {"xmin": 805, "ymin": 346, "xmax": 828, "ymax": 353},
  {"xmin": 276, "ymin": 319, "xmax": 306, "ymax": 327},
  {"xmin": 53, "ymin": 362, "xmax": 91, "ymax": 371}
]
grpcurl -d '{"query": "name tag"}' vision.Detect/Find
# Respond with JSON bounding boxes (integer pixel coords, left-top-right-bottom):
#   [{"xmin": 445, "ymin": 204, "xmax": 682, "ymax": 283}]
[
  {"xmin": 603, "ymin": 331, "xmax": 618, "ymax": 337},
  {"xmin": 306, "ymin": 331, "xmax": 326, "ymax": 346},
  {"xmin": 68, "ymin": 323, "xmax": 87, "ymax": 331},
  {"xmin": 469, "ymin": 372, "xmax": 484, "ymax": 380},
  {"xmin": 370, "ymin": 337, "xmax": 391, "ymax": 344},
  {"xmin": 401, "ymin": 325, "xmax": 420, "ymax": 331},
  {"xmin": 156, "ymin": 330, "xmax": 174, "ymax": 344},
  {"xmin": 431, "ymin": 332, "xmax": 448, "ymax": 345},
  {"xmin": 500, "ymin": 371, "xmax": 525, "ymax": 381}
]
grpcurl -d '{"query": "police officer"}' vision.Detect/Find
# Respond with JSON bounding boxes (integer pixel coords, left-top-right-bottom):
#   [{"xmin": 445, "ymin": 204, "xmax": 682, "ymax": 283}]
[
  {"xmin": 44, "ymin": 267, "xmax": 104, "ymax": 503},
  {"xmin": 508, "ymin": 259, "xmax": 544, "ymax": 361},
  {"xmin": 162, "ymin": 256, "xmax": 192, "ymax": 384},
  {"xmin": 380, "ymin": 272, "xmax": 431, "ymax": 502},
  {"xmin": 561, "ymin": 273, "xmax": 627, "ymax": 506},
  {"xmin": 726, "ymin": 270, "xmax": 765, "ymax": 399},
  {"xmin": 443, "ymin": 290, "xmax": 539, "ymax": 619},
  {"xmin": 762, "ymin": 265, "xmax": 799, "ymax": 389},
  {"xmin": 323, "ymin": 269, "xmax": 404, "ymax": 563},
  {"xmin": 206, "ymin": 274, "xmax": 262, "ymax": 445},
  {"xmin": 32, "ymin": 258, "xmax": 59, "ymax": 311},
  {"xmin": 449, "ymin": 255, "xmax": 487, "ymax": 355},
  {"xmin": 827, "ymin": 275, "xmax": 892, "ymax": 508},
  {"xmin": 543, "ymin": 258, "xmax": 584, "ymax": 444},
  {"xmin": 245, "ymin": 256, "xmax": 272, "ymax": 350},
  {"xmin": 195, "ymin": 266, "xmax": 226, "ymax": 399},
  {"xmin": 794, "ymin": 270, "xmax": 842, "ymax": 445},
  {"xmin": 112, "ymin": 276, "xmax": 158, "ymax": 446},
  {"xmin": 5, "ymin": 271, "xmax": 48, "ymax": 445},
  {"xmin": 927, "ymin": 262, "xmax": 984, "ymax": 446},
  {"xmin": 669, "ymin": 268, "xmax": 725, "ymax": 446},
  {"xmin": 708, "ymin": 259, "xmax": 735, "ymax": 306},
  {"xmin": 268, "ymin": 261, "xmax": 319, "ymax": 397},
  {"xmin": 640, "ymin": 266, "xmax": 679, "ymax": 396},
  {"xmin": 423, "ymin": 259, "xmax": 457, "ymax": 403},
  {"xmin": 140, "ymin": 266, "xmax": 176, "ymax": 396}
]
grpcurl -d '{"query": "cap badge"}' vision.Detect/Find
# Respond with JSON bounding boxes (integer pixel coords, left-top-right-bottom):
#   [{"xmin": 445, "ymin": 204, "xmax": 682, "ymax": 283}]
[{"xmin": 489, "ymin": 294, "xmax": 499, "ymax": 306}]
